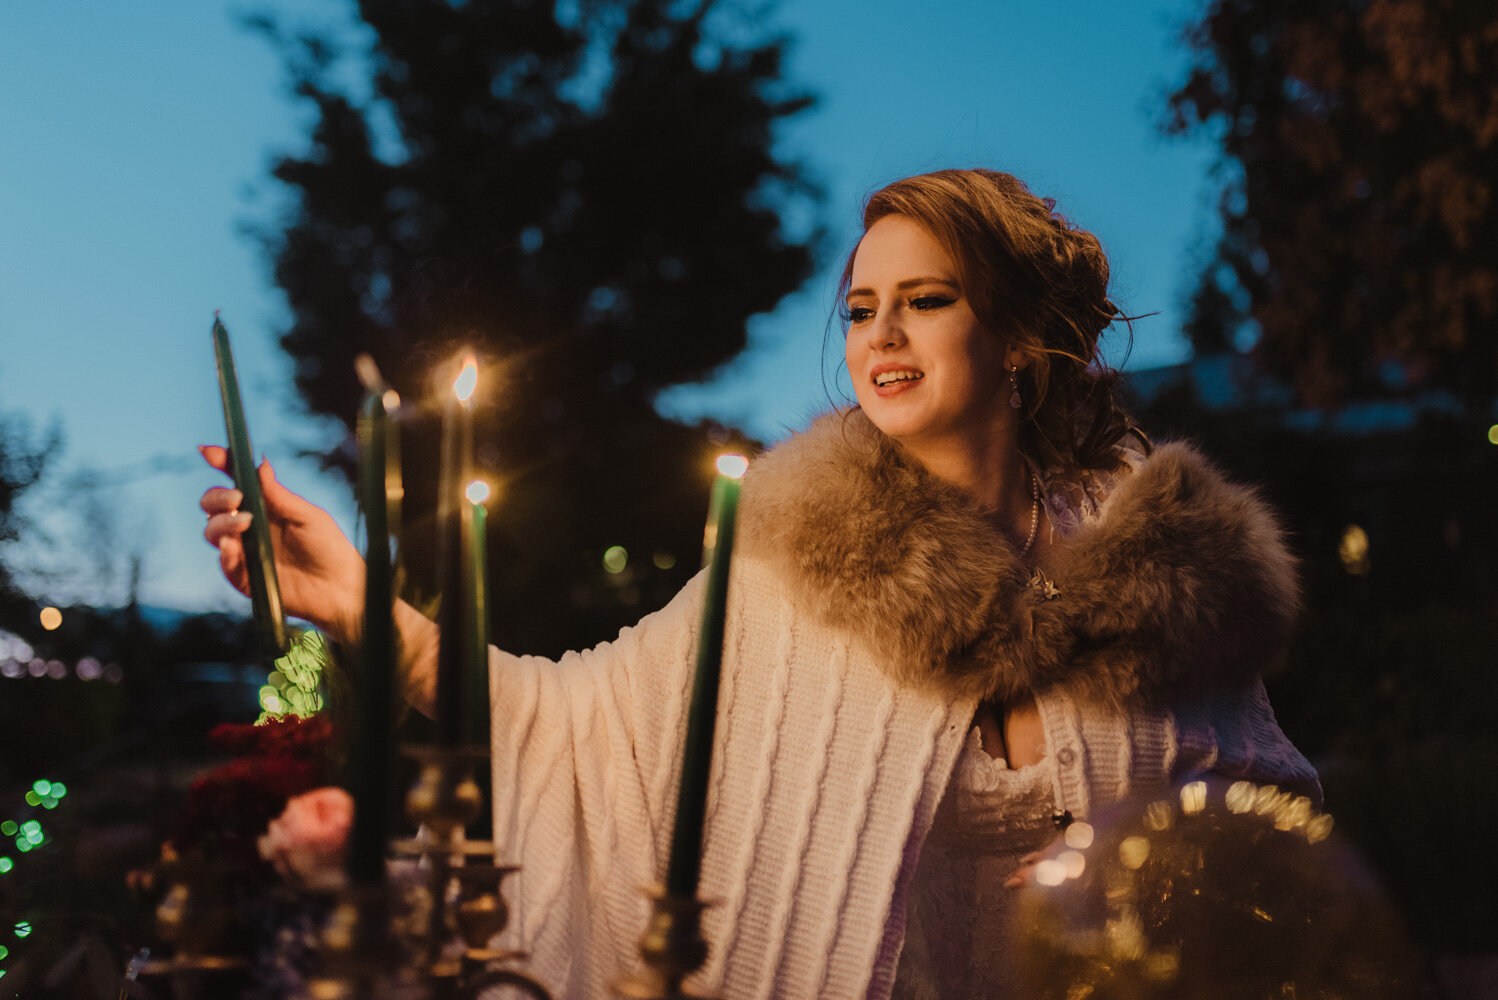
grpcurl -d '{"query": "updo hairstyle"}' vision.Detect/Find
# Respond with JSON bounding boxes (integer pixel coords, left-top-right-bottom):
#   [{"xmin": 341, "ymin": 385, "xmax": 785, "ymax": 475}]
[{"xmin": 842, "ymin": 168, "xmax": 1136, "ymax": 472}]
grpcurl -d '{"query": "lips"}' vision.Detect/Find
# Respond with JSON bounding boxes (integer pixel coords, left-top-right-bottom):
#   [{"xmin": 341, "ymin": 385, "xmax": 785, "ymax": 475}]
[{"xmin": 869, "ymin": 364, "xmax": 925, "ymax": 397}]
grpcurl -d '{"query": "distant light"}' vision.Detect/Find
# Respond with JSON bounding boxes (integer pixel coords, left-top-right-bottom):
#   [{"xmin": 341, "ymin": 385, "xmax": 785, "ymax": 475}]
[
  {"xmin": 103, "ymin": 663, "xmax": 123, "ymax": 684},
  {"xmin": 652, "ymin": 551, "xmax": 677, "ymax": 570},
  {"xmin": 0, "ymin": 859, "xmax": 10, "ymax": 874},
  {"xmin": 1488, "ymin": 424, "xmax": 1498, "ymax": 445},
  {"xmin": 49, "ymin": 783, "xmax": 65, "ymax": 798},
  {"xmin": 23, "ymin": 793, "xmax": 39, "ymax": 807},
  {"xmin": 716, "ymin": 454, "xmax": 749, "ymax": 479},
  {"xmin": 38, "ymin": 607, "xmax": 62, "ymax": 631},
  {"xmin": 1059, "ymin": 849, "xmax": 1086, "ymax": 879},
  {"xmin": 1339, "ymin": 524, "xmax": 1371, "ymax": 575},
  {"xmin": 382, "ymin": 389, "xmax": 401, "ymax": 412},
  {"xmin": 466, "ymin": 480, "xmax": 491, "ymax": 505},
  {"xmin": 0, "ymin": 823, "xmax": 14, "ymax": 837},
  {"xmin": 1035, "ymin": 859, "xmax": 1067, "ymax": 886},
  {"xmin": 453, "ymin": 357, "xmax": 479, "ymax": 402},
  {"xmin": 76, "ymin": 657, "xmax": 101, "ymax": 680},
  {"xmin": 31, "ymin": 781, "xmax": 50, "ymax": 797},
  {"xmin": 602, "ymin": 546, "xmax": 629, "ymax": 575},
  {"xmin": 45, "ymin": 660, "xmax": 66, "ymax": 680},
  {"xmin": 14, "ymin": 922, "xmax": 30, "ymax": 938}
]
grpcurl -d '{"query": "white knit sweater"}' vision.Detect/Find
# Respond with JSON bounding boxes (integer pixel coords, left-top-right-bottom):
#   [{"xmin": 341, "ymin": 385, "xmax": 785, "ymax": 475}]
[
  {"xmin": 486, "ymin": 412, "xmax": 1322, "ymax": 999},
  {"xmin": 486, "ymin": 557, "xmax": 1319, "ymax": 1000}
]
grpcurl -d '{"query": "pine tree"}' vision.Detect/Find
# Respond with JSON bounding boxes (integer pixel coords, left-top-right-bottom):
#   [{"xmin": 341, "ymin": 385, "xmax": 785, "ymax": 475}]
[
  {"xmin": 249, "ymin": 0, "xmax": 817, "ymax": 654},
  {"xmin": 1165, "ymin": 0, "xmax": 1498, "ymax": 407}
]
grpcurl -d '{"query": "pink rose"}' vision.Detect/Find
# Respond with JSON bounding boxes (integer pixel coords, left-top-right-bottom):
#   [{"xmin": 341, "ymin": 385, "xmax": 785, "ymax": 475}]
[{"xmin": 258, "ymin": 786, "xmax": 353, "ymax": 890}]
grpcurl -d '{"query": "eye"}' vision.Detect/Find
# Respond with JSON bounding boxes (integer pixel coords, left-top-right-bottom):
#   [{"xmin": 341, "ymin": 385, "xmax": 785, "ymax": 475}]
[
  {"xmin": 910, "ymin": 295, "xmax": 955, "ymax": 311},
  {"xmin": 844, "ymin": 304, "xmax": 876, "ymax": 324}
]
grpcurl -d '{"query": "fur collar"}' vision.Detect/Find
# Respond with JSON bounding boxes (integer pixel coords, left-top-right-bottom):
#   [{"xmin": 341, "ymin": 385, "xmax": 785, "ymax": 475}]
[{"xmin": 737, "ymin": 410, "xmax": 1299, "ymax": 707}]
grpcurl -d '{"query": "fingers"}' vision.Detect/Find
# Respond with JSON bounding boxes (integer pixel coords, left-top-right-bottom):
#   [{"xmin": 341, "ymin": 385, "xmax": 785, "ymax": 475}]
[
  {"xmin": 214, "ymin": 525, "xmax": 250, "ymax": 596},
  {"xmin": 199, "ymin": 444, "xmax": 230, "ymax": 472},
  {"xmin": 1005, "ymin": 850, "xmax": 1046, "ymax": 890},
  {"xmin": 200, "ymin": 486, "xmax": 243, "ymax": 516},
  {"xmin": 204, "ymin": 511, "xmax": 253, "ymax": 547}
]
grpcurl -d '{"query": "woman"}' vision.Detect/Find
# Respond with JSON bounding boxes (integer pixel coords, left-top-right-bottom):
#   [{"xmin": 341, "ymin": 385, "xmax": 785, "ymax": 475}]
[{"xmin": 202, "ymin": 169, "xmax": 1319, "ymax": 1000}]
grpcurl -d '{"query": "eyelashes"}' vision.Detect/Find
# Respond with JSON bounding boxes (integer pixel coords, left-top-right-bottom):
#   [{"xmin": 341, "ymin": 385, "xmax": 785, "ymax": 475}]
[{"xmin": 842, "ymin": 295, "xmax": 955, "ymax": 326}]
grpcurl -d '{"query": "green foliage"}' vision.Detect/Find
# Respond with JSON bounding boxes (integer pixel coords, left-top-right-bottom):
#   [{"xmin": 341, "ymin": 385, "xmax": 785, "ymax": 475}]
[
  {"xmin": 259, "ymin": 629, "xmax": 330, "ymax": 722},
  {"xmin": 248, "ymin": 0, "xmax": 817, "ymax": 656},
  {"xmin": 1164, "ymin": 0, "xmax": 1498, "ymax": 406}
]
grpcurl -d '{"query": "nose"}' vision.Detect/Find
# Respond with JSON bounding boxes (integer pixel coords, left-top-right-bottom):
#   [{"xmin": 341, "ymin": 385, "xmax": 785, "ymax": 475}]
[{"xmin": 866, "ymin": 307, "xmax": 906, "ymax": 351}]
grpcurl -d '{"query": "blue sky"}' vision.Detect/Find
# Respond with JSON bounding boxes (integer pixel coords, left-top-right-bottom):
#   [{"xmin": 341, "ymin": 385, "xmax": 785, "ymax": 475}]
[{"xmin": 0, "ymin": 0, "xmax": 1217, "ymax": 612}]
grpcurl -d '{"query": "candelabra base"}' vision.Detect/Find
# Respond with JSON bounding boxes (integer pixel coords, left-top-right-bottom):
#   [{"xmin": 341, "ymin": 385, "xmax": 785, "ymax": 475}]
[{"xmin": 613, "ymin": 888, "xmax": 717, "ymax": 1000}]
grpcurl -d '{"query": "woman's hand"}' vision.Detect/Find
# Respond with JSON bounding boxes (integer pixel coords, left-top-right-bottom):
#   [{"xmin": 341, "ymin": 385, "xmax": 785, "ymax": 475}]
[{"xmin": 199, "ymin": 446, "xmax": 366, "ymax": 643}]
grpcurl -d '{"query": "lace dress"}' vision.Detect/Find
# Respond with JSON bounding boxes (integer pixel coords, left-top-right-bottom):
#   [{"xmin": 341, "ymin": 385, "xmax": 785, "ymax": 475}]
[
  {"xmin": 890, "ymin": 731, "xmax": 1059, "ymax": 1000},
  {"xmin": 891, "ymin": 448, "xmax": 1145, "ymax": 1000}
]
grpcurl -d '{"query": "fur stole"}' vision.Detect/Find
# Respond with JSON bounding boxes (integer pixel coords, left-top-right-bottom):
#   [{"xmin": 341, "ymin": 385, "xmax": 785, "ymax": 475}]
[{"xmin": 736, "ymin": 410, "xmax": 1300, "ymax": 707}]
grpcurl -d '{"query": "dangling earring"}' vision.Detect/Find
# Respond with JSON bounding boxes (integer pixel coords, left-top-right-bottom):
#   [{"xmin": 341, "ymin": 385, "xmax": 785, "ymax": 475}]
[{"xmin": 1008, "ymin": 363, "xmax": 1022, "ymax": 410}]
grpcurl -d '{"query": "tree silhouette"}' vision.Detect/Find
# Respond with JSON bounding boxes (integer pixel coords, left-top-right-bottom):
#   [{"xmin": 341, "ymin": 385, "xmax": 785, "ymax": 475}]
[
  {"xmin": 1164, "ymin": 0, "xmax": 1498, "ymax": 407},
  {"xmin": 0, "ymin": 410, "xmax": 57, "ymax": 619},
  {"xmin": 248, "ymin": 0, "xmax": 817, "ymax": 655}
]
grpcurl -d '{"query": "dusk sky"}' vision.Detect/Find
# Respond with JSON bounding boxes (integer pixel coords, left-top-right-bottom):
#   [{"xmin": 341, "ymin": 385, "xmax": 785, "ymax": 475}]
[{"xmin": 1, "ymin": 0, "xmax": 1218, "ymax": 613}]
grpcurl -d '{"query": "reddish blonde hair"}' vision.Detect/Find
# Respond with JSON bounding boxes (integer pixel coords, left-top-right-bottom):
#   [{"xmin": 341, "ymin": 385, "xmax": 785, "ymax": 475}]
[{"xmin": 841, "ymin": 169, "xmax": 1135, "ymax": 470}]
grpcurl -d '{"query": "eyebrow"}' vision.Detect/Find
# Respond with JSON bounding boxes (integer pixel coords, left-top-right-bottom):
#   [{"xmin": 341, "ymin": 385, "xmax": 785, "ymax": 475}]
[{"xmin": 845, "ymin": 276, "xmax": 959, "ymax": 299}]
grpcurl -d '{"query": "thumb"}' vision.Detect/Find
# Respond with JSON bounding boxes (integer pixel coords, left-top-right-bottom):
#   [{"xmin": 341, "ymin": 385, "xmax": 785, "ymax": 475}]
[{"xmin": 257, "ymin": 457, "xmax": 317, "ymax": 521}]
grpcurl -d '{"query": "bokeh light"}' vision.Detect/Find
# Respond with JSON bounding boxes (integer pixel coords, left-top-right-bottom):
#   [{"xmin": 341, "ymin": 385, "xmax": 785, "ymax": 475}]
[
  {"xmin": 465, "ymin": 479, "xmax": 491, "ymax": 505},
  {"xmin": 38, "ymin": 607, "xmax": 61, "ymax": 630},
  {"xmin": 603, "ymin": 545, "xmax": 629, "ymax": 574},
  {"xmin": 1064, "ymin": 821, "xmax": 1095, "ymax": 850}
]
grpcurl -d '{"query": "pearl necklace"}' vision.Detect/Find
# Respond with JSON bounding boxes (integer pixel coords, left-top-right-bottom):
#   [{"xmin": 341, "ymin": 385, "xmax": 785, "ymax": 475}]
[{"xmin": 1018, "ymin": 468, "xmax": 1040, "ymax": 558}]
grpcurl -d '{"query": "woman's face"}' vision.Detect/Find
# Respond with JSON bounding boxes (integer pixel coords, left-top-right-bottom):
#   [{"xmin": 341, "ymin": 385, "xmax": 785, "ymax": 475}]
[{"xmin": 845, "ymin": 214, "xmax": 1013, "ymax": 452}]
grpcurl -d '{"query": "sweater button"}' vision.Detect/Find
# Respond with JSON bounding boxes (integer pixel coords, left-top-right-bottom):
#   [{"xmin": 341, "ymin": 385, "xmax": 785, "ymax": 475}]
[{"xmin": 1055, "ymin": 746, "xmax": 1076, "ymax": 765}]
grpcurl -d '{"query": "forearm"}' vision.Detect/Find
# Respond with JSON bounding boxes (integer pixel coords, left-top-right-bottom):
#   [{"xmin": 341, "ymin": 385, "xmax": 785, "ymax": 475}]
[{"xmin": 393, "ymin": 598, "xmax": 439, "ymax": 718}]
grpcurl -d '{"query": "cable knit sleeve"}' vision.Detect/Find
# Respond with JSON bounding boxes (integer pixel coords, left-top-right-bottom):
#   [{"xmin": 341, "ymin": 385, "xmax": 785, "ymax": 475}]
[
  {"xmin": 1038, "ymin": 680, "xmax": 1322, "ymax": 823},
  {"xmin": 488, "ymin": 571, "xmax": 707, "ymax": 998}
]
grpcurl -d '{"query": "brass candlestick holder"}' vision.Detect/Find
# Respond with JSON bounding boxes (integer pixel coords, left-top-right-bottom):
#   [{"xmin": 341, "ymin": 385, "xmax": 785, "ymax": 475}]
[
  {"xmin": 136, "ymin": 857, "xmax": 252, "ymax": 999},
  {"xmin": 304, "ymin": 743, "xmax": 551, "ymax": 1000},
  {"xmin": 613, "ymin": 888, "xmax": 716, "ymax": 1000}
]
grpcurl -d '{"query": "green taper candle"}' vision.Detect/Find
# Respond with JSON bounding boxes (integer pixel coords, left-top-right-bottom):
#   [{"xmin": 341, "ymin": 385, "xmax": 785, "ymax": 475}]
[
  {"xmin": 211, "ymin": 316, "xmax": 288, "ymax": 657},
  {"xmin": 348, "ymin": 385, "xmax": 397, "ymax": 885},
  {"xmin": 664, "ymin": 453, "xmax": 748, "ymax": 900},
  {"xmin": 465, "ymin": 480, "xmax": 490, "ymax": 746},
  {"xmin": 435, "ymin": 356, "xmax": 477, "ymax": 746}
]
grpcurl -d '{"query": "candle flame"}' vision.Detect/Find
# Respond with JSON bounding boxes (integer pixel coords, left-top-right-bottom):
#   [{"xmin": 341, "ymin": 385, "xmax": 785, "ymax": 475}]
[
  {"xmin": 454, "ymin": 357, "xmax": 479, "ymax": 402},
  {"xmin": 466, "ymin": 480, "xmax": 491, "ymax": 504},
  {"xmin": 716, "ymin": 453, "xmax": 749, "ymax": 479}
]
